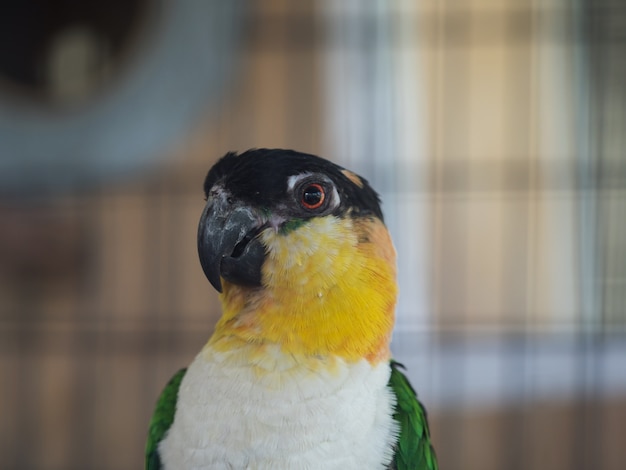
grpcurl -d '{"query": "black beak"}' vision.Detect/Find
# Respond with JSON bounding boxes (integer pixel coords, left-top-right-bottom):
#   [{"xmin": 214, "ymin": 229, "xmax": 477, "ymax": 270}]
[{"xmin": 197, "ymin": 196, "xmax": 266, "ymax": 293}]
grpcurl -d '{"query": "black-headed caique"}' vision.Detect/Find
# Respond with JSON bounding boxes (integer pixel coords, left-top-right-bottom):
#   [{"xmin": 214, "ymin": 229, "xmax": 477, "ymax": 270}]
[{"xmin": 146, "ymin": 149, "xmax": 438, "ymax": 470}]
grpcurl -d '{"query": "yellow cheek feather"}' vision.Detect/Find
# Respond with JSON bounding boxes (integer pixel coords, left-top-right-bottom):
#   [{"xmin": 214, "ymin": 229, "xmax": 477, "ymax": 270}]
[{"xmin": 209, "ymin": 216, "xmax": 398, "ymax": 365}]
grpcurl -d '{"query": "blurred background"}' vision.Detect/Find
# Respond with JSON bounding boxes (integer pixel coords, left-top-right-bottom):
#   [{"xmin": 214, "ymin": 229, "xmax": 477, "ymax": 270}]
[{"xmin": 0, "ymin": 0, "xmax": 625, "ymax": 469}]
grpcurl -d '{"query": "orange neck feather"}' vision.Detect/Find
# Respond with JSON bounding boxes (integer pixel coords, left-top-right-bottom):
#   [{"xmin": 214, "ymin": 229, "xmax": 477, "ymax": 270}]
[{"xmin": 208, "ymin": 217, "xmax": 397, "ymax": 365}]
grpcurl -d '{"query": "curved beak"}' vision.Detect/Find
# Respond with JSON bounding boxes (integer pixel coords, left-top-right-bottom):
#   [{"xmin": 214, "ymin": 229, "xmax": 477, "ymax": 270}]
[{"xmin": 197, "ymin": 195, "xmax": 266, "ymax": 293}]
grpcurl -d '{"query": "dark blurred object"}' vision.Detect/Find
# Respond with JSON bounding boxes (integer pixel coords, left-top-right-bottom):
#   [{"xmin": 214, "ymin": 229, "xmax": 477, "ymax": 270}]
[
  {"xmin": 0, "ymin": 0, "xmax": 146, "ymax": 100},
  {"xmin": 0, "ymin": 0, "xmax": 245, "ymax": 195}
]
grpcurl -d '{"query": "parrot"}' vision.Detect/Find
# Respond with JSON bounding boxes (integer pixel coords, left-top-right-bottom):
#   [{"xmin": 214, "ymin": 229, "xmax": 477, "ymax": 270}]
[{"xmin": 145, "ymin": 149, "xmax": 438, "ymax": 470}]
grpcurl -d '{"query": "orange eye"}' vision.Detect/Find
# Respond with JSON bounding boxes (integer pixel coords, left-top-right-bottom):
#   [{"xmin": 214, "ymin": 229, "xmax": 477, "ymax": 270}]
[{"xmin": 301, "ymin": 183, "xmax": 325, "ymax": 210}]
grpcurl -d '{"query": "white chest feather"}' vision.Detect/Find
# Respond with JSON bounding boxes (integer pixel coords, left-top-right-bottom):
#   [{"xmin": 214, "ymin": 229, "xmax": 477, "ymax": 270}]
[{"xmin": 159, "ymin": 346, "xmax": 399, "ymax": 469}]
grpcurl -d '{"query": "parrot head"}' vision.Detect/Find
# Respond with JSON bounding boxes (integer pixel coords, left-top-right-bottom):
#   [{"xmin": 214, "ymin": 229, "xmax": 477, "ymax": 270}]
[{"xmin": 198, "ymin": 149, "xmax": 397, "ymax": 364}]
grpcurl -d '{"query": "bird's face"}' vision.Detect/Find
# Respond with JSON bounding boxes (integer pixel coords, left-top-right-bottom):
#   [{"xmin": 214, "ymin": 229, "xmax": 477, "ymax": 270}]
[{"xmin": 198, "ymin": 149, "xmax": 397, "ymax": 363}]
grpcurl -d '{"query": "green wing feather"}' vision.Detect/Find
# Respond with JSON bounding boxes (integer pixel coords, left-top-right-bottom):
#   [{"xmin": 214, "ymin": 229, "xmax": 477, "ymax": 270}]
[
  {"xmin": 145, "ymin": 368, "xmax": 187, "ymax": 470},
  {"xmin": 388, "ymin": 361, "xmax": 438, "ymax": 470}
]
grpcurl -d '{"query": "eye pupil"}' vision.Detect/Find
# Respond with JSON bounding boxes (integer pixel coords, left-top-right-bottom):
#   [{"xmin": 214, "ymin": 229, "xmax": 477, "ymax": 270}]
[
  {"xmin": 301, "ymin": 183, "xmax": 325, "ymax": 209},
  {"xmin": 303, "ymin": 187, "xmax": 321, "ymax": 204}
]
